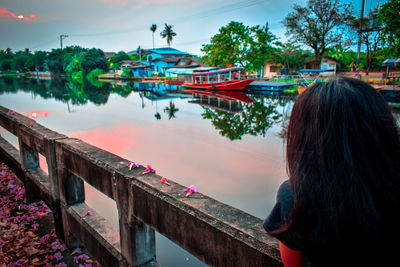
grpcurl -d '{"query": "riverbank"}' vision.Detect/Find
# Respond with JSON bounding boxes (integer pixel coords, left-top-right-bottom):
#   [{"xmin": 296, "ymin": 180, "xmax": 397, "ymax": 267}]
[{"xmin": 0, "ymin": 163, "xmax": 98, "ymax": 266}]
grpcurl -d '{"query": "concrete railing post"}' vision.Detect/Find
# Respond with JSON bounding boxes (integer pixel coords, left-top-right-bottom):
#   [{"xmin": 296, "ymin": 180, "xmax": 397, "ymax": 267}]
[
  {"xmin": 19, "ymin": 141, "xmax": 40, "ymax": 201},
  {"xmin": 19, "ymin": 141, "xmax": 39, "ymax": 170},
  {"xmin": 116, "ymin": 172, "xmax": 156, "ymax": 267}
]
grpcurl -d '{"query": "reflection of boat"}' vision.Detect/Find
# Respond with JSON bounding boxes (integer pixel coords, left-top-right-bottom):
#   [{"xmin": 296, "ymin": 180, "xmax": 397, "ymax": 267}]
[
  {"xmin": 182, "ymin": 67, "xmax": 254, "ymax": 90},
  {"xmin": 185, "ymin": 89, "xmax": 254, "ymax": 103},
  {"xmin": 185, "ymin": 89, "xmax": 254, "ymax": 113}
]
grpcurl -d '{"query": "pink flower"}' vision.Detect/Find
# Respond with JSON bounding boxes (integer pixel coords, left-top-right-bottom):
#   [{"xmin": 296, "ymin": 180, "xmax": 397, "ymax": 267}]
[
  {"xmin": 128, "ymin": 162, "xmax": 139, "ymax": 170},
  {"xmin": 8, "ymin": 110, "xmax": 15, "ymax": 115},
  {"xmin": 71, "ymin": 247, "xmax": 82, "ymax": 255},
  {"xmin": 142, "ymin": 165, "xmax": 155, "ymax": 174},
  {"xmin": 74, "ymin": 254, "xmax": 90, "ymax": 263},
  {"xmin": 183, "ymin": 185, "xmax": 198, "ymax": 197},
  {"xmin": 58, "ymin": 263, "xmax": 67, "ymax": 267},
  {"xmin": 54, "ymin": 252, "xmax": 63, "ymax": 261},
  {"xmin": 160, "ymin": 177, "xmax": 171, "ymax": 186},
  {"xmin": 85, "ymin": 210, "xmax": 93, "ymax": 216}
]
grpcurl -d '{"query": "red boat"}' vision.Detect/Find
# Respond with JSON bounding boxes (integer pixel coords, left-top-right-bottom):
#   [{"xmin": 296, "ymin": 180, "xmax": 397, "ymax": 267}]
[{"xmin": 182, "ymin": 67, "xmax": 254, "ymax": 90}]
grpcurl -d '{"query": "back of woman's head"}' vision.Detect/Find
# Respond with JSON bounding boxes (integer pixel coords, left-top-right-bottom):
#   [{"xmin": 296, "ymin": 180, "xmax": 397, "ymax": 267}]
[{"xmin": 285, "ymin": 77, "xmax": 400, "ymax": 262}]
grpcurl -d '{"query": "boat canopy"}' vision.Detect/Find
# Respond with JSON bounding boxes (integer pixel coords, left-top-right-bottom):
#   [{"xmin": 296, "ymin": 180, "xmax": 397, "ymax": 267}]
[
  {"xmin": 186, "ymin": 67, "xmax": 244, "ymax": 76},
  {"xmin": 382, "ymin": 59, "xmax": 400, "ymax": 67},
  {"xmin": 299, "ymin": 69, "xmax": 335, "ymax": 73}
]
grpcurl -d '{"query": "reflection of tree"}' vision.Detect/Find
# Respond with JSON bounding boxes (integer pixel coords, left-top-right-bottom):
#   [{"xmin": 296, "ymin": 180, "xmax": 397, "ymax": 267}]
[
  {"xmin": 164, "ymin": 100, "xmax": 179, "ymax": 120},
  {"xmin": 201, "ymin": 96, "xmax": 287, "ymax": 140},
  {"xmin": 111, "ymin": 83, "xmax": 132, "ymax": 98},
  {"xmin": 0, "ymin": 77, "xmax": 111, "ymax": 106},
  {"xmin": 83, "ymin": 81, "xmax": 111, "ymax": 105}
]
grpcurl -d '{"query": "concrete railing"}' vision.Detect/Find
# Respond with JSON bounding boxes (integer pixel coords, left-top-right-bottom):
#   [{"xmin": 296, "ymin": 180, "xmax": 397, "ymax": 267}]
[{"xmin": 0, "ymin": 106, "xmax": 282, "ymax": 267}]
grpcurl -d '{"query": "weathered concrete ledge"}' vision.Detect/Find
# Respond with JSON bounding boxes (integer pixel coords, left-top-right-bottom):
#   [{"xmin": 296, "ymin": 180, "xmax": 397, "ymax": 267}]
[{"xmin": 0, "ymin": 105, "xmax": 282, "ymax": 267}]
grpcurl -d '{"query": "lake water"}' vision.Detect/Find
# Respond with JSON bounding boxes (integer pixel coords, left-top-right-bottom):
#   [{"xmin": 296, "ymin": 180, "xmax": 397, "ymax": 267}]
[{"xmin": 7, "ymin": 76, "xmax": 394, "ymax": 266}]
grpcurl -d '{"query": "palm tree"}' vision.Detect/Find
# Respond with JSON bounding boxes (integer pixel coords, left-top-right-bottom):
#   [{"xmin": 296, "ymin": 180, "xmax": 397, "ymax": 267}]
[
  {"xmin": 150, "ymin": 24, "xmax": 157, "ymax": 49},
  {"xmin": 164, "ymin": 100, "xmax": 179, "ymax": 120},
  {"xmin": 160, "ymin": 24, "xmax": 176, "ymax": 48}
]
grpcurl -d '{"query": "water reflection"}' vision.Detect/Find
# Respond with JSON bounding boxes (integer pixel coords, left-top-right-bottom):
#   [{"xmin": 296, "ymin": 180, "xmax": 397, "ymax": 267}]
[{"xmin": 2, "ymin": 77, "xmax": 397, "ymax": 266}]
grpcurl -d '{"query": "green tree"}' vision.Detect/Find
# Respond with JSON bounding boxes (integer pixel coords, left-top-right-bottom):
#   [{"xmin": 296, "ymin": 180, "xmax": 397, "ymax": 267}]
[
  {"xmin": 150, "ymin": 24, "xmax": 157, "ymax": 49},
  {"xmin": 0, "ymin": 49, "xmax": 14, "ymax": 71},
  {"xmin": 283, "ymin": 0, "xmax": 352, "ymax": 68},
  {"xmin": 45, "ymin": 49, "xmax": 64, "ymax": 74},
  {"xmin": 109, "ymin": 51, "xmax": 130, "ymax": 70},
  {"xmin": 80, "ymin": 48, "xmax": 109, "ymax": 76},
  {"xmin": 160, "ymin": 24, "xmax": 176, "ymax": 48},
  {"xmin": 377, "ymin": 0, "xmax": 400, "ymax": 56},
  {"xmin": 201, "ymin": 21, "xmax": 251, "ymax": 68},
  {"xmin": 274, "ymin": 42, "xmax": 308, "ymax": 74},
  {"xmin": 26, "ymin": 51, "xmax": 48, "ymax": 71},
  {"xmin": 246, "ymin": 23, "xmax": 278, "ymax": 75},
  {"xmin": 201, "ymin": 21, "xmax": 277, "ymax": 70}
]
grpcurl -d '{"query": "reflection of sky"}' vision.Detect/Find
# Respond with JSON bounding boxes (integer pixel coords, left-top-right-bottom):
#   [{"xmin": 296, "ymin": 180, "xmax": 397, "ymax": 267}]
[
  {"xmin": 1, "ymin": 90, "xmax": 287, "ymax": 218},
  {"xmin": 1, "ymin": 86, "xmax": 287, "ymax": 266}
]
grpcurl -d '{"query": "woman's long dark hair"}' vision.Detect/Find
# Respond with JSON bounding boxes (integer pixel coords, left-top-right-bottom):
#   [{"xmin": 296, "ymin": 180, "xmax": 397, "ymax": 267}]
[{"xmin": 273, "ymin": 77, "xmax": 400, "ymax": 263}]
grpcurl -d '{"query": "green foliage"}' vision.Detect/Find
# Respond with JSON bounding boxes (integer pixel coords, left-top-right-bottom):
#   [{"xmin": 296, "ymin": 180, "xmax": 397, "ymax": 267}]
[
  {"xmin": 377, "ymin": 0, "xmax": 400, "ymax": 56},
  {"xmin": 109, "ymin": 51, "xmax": 130, "ymax": 69},
  {"xmin": 201, "ymin": 96, "xmax": 285, "ymax": 140},
  {"xmin": 201, "ymin": 21, "xmax": 250, "ymax": 68},
  {"xmin": 160, "ymin": 24, "xmax": 177, "ymax": 48},
  {"xmin": 45, "ymin": 49, "xmax": 64, "ymax": 74},
  {"xmin": 86, "ymin": 68, "xmax": 106, "ymax": 87},
  {"xmin": 122, "ymin": 67, "xmax": 133, "ymax": 77},
  {"xmin": 201, "ymin": 21, "xmax": 278, "ymax": 71},
  {"xmin": 274, "ymin": 42, "xmax": 309, "ymax": 73},
  {"xmin": 80, "ymin": 48, "xmax": 109, "ymax": 76}
]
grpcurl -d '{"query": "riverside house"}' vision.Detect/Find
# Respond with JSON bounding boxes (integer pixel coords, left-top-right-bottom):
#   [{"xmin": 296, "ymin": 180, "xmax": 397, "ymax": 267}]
[{"xmin": 127, "ymin": 47, "xmax": 190, "ymax": 76}]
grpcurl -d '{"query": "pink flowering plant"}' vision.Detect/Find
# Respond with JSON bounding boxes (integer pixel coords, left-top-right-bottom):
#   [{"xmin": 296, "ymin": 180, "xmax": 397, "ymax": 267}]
[{"xmin": 0, "ymin": 163, "xmax": 99, "ymax": 266}]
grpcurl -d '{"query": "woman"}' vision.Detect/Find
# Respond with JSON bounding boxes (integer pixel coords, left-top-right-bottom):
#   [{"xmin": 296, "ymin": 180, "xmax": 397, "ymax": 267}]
[{"xmin": 264, "ymin": 77, "xmax": 400, "ymax": 267}]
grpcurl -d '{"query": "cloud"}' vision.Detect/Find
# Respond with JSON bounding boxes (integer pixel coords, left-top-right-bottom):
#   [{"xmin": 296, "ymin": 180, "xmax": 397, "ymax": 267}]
[{"xmin": 0, "ymin": 6, "xmax": 38, "ymax": 21}]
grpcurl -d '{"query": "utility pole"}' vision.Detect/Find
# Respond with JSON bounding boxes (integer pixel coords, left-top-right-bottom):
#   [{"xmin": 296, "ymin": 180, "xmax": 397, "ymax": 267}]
[
  {"xmin": 60, "ymin": 35, "xmax": 68, "ymax": 50},
  {"xmin": 356, "ymin": 0, "xmax": 366, "ymax": 75}
]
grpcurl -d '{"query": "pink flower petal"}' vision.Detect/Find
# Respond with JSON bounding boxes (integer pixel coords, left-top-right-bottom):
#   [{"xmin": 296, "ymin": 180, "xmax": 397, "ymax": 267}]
[
  {"xmin": 128, "ymin": 162, "xmax": 139, "ymax": 170},
  {"xmin": 142, "ymin": 165, "xmax": 155, "ymax": 174},
  {"xmin": 160, "ymin": 177, "xmax": 171, "ymax": 186},
  {"xmin": 183, "ymin": 185, "xmax": 198, "ymax": 197}
]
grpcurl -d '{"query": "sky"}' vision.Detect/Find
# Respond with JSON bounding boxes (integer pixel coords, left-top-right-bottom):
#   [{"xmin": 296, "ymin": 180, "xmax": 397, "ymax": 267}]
[{"xmin": 0, "ymin": 0, "xmax": 388, "ymax": 56}]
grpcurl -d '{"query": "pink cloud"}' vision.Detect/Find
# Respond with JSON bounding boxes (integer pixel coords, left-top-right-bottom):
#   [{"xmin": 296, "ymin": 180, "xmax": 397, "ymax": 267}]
[{"xmin": 0, "ymin": 6, "xmax": 38, "ymax": 21}]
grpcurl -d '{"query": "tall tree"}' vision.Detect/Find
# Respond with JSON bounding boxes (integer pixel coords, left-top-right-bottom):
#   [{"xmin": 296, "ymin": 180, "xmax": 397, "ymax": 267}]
[
  {"xmin": 283, "ymin": 0, "xmax": 352, "ymax": 67},
  {"xmin": 160, "ymin": 24, "xmax": 176, "ymax": 48},
  {"xmin": 274, "ymin": 42, "xmax": 308, "ymax": 74},
  {"xmin": 150, "ymin": 24, "xmax": 157, "ymax": 49},
  {"xmin": 377, "ymin": 0, "xmax": 400, "ymax": 57},
  {"xmin": 201, "ymin": 21, "xmax": 277, "ymax": 70}
]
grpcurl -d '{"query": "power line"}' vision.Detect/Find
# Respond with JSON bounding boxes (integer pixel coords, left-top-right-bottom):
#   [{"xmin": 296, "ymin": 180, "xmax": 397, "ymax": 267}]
[{"xmin": 68, "ymin": 0, "xmax": 266, "ymax": 38}]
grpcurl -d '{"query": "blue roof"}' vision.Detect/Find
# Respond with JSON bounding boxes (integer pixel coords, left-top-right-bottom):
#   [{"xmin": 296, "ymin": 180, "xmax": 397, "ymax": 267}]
[
  {"xmin": 382, "ymin": 59, "xmax": 400, "ymax": 67},
  {"xmin": 149, "ymin": 49, "xmax": 188, "ymax": 55}
]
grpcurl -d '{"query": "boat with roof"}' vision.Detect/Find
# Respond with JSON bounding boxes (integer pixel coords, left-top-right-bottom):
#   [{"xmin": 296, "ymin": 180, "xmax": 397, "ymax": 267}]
[{"xmin": 182, "ymin": 67, "xmax": 254, "ymax": 90}]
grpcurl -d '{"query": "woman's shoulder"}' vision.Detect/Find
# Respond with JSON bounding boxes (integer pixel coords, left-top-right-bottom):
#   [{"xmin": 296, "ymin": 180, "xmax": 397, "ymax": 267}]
[{"xmin": 264, "ymin": 180, "xmax": 293, "ymax": 232}]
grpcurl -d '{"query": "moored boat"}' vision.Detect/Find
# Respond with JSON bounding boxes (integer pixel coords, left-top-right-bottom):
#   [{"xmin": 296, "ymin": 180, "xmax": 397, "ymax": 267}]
[{"xmin": 182, "ymin": 67, "xmax": 254, "ymax": 90}]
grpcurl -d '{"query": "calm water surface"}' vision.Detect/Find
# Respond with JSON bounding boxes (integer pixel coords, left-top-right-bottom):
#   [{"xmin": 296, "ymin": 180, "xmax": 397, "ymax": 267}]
[{"xmin": 0, "ymin": 77, "xmax": 293, "ymax": 266}]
